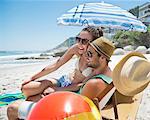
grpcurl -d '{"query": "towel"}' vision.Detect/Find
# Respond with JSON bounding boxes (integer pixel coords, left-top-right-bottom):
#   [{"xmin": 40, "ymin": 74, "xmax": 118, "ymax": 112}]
[{"xmin": 0, "ymin": 93, "xmax": 25, "ymax": 106}]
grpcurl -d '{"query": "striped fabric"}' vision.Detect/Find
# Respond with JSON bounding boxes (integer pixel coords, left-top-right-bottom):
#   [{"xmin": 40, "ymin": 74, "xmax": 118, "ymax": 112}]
[{"xmin": 57, "ymin": 2, "xmax": 147, "ymax": 32}]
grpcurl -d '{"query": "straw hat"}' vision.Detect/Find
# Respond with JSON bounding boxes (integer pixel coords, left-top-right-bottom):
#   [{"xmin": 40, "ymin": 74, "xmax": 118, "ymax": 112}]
[
  {"xmin": 113, "ymin": 52, "xmax": 150, "ymax": 96},
  {"xmin": 90, "ymin": 37, "xmax": 115, "ymax": 60}
]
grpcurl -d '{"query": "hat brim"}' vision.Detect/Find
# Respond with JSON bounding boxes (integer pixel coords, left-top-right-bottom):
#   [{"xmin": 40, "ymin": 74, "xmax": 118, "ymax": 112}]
[{"xmin": 113, "ymin": 51, "xmax": 149, "ymax": 96}]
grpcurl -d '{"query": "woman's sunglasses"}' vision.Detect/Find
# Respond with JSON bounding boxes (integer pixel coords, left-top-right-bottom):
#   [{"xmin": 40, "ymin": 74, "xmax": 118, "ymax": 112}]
[{"xmin": 75, "ymin": 37, "xmax": 89, "ymax": 45}]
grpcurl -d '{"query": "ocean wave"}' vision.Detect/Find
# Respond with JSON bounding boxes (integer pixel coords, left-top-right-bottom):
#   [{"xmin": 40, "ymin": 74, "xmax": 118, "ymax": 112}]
[{"xmin": 0, "ymin": 51, "xmax": 42, "ymax": 57}]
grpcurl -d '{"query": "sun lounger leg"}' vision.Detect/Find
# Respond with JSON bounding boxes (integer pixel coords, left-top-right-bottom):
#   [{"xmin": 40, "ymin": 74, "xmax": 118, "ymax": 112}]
[{"xmin": 112, "ymin": 92, "xmax": 118, "ymax": 120}]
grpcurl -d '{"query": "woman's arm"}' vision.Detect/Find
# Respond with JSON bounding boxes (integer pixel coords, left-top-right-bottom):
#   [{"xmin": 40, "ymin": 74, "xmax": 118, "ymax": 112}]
[{"xmin": 22, "ymin": 45, "xmax": 78, "ymax": 85}]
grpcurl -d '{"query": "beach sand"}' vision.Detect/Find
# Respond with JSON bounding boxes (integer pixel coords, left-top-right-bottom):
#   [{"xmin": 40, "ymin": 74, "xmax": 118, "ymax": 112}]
[{"xmin": 0, "ymin": 54, "xmax": 150, "ymax": 120}]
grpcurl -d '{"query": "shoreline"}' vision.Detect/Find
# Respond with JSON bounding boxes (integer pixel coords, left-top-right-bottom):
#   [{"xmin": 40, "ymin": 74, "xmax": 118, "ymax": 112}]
[{"xmin": 0, "ymin": 54, "xmax": 150, "ymax": 119}]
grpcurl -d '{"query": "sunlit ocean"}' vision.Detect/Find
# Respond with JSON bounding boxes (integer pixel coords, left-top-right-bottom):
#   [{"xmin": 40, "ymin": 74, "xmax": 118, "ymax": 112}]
[
  {"xmin": 0, "ymin": 51, "xmax": 46, "ymax": 65},
  {"xmin": 0, "ymin": 51, "xmax": 41, "ymax": 57}
]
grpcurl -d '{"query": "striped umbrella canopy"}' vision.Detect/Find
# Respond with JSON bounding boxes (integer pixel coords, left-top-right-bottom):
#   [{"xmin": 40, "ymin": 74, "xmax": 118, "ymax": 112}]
[{"xmin": 57, "ymin": 2, "xmax": 147, "ymax": 32}]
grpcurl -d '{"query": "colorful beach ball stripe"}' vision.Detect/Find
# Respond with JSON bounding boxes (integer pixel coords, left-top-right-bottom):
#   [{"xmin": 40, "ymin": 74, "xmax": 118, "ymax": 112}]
[{"xmin": 27, "ymin": 92, "xmax": 101, "ymax": 120}]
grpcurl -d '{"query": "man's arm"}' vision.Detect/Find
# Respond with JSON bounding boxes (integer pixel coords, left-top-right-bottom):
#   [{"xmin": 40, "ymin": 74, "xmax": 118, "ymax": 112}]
[
  {"xmin": 42, "ymin": 83, "xmax": 83, "ymax": 96},
  {"xmin": 54, "ymin": 83, "xmax": 83, "ymax": 92},
  {"xmin": 80, "ymin": 78, "xmax": 107, "ymax": 100}
]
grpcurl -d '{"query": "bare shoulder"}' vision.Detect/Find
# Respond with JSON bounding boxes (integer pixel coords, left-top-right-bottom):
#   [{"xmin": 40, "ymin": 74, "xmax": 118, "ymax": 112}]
[
  {"xmin": 68, "ymin": 44, "xmax": 79, "ymax": 56},
  {"xmin": 86, "ymin": 78, "xmax": 107, "ymax": 88}
]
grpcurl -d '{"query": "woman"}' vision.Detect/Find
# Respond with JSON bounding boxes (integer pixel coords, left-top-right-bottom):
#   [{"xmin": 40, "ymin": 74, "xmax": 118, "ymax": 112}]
[{"xmin": 21, "ymin": 26, "xmax": 103, "ymax": 101}]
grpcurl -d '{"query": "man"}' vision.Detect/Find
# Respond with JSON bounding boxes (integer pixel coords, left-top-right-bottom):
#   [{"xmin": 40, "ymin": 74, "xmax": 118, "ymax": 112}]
[
  {"xmin": 7, "ymin": 37, "xmax": 115, "ymax": 120},
  {"xmin": 80, "ymin": 37, "xmax": 115, "ymax": 100}
]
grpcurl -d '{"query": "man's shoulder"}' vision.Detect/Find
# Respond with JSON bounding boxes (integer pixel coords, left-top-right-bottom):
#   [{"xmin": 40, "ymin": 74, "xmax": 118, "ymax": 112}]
[{"xmin": 89, "ymin": 74, "xmax": 112, "ymax": 84}]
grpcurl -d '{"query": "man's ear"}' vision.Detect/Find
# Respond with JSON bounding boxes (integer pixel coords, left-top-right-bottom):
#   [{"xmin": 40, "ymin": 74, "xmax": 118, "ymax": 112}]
[
  {"xmin": 99, "ymin": 55, "xmax": 106, "ymax": 62},
  {"xmin": 101, "ymin": 55, "xmax": 105, "ymax": 59}
]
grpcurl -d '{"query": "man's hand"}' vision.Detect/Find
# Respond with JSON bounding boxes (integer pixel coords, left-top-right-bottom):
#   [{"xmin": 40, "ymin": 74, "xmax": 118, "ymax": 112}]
[
  {"xmin": 43, "ymin": 87, "xmax": 55, "ymax": 96},
  {"xmin": 77, "ymin": 83, "xmax": 84, "ymax": 87}
]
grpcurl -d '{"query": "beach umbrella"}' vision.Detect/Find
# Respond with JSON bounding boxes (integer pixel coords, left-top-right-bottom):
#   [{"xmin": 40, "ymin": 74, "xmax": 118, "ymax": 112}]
[{"xmin": 57, "ymin": 2, "xmax": 147, "ymax": 32}]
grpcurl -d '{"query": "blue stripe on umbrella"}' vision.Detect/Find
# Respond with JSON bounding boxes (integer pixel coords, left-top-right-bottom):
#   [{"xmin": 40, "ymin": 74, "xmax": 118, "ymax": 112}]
[
  {"xmin": 57, "ymin": 2, "xmax": 147, "ymax": 32},
  {"xmin": 66, "ymin": 12, "xmax": 137, "ymax": 20},
  {"xmin": 61, "ymin": 18, "xmax": 146, "ymax": 31},
  {"xmin": 62, "ymin": 15, "xmax": 140, "ymax": 23}
]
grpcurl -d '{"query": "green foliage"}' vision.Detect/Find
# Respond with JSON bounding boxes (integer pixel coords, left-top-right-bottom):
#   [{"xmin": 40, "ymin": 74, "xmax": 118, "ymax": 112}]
[
  {"xmin": 113, "ymin": 30, "xmax": 150, "ymax": 48},
  {"xmin": 113, "ymin": 31, "xmax": 123, "ymax": 40},
  {"xmin": 113, "ymin": 31, "xmax": 139, "ymax": 48},
  {"xmin": 148, "ymin": 25, "xmax": 150, "ymax": 32},
  {"xmin": 134, "ymin": 32, "xmax": 150, "ymax": 48}
]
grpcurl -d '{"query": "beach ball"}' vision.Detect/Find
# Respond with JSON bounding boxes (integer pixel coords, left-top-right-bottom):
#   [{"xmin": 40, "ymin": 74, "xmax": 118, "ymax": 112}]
[{"xmin": 27, "ymin": 91, "xmax": 101, "ymax": 120}]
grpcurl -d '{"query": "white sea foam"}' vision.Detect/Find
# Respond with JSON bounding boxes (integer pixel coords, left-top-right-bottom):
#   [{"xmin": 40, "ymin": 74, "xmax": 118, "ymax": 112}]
[{"xmin": 0, "ymin": 53, "xmax": 41, "ymax": 60}]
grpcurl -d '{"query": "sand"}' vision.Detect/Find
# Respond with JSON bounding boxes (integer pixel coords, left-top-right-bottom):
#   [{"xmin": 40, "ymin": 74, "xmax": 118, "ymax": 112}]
[{"xmin": 0, "ymin": 54, "xmax": 150, "ymax": 120}]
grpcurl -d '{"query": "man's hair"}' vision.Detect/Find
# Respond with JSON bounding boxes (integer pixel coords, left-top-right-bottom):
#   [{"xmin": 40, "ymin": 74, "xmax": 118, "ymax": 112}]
[
  {"xmin": 81, "ymin": 26, "xmax": 103, "ymax": 41},
  {"xmin": 96, "ymin": 52, "xmax": 109, "ymax": 65}
]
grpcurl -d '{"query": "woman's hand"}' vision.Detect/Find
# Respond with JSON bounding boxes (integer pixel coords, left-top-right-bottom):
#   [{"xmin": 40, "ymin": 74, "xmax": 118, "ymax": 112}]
[{"xmin": 22, "ymin": 78, "xmax": 33, "ymax": 86}]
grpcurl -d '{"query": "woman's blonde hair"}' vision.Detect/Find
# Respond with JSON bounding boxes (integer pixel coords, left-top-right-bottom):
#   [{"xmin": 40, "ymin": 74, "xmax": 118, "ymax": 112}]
[{"xmin": 82, "ymin": 26, "xmax": 103, "ymax": 41}]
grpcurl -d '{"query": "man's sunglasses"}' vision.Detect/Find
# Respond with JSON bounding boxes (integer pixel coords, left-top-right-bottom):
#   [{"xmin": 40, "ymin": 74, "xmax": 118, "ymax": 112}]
[
  {"xmin": 86, "ymin": 50, "xmax": 93, "ymax": 58},
  {"xmin": 75, "ymin": 37, "xmax": 89, "ymax": 45},
  {"xmin": 87, "ymin": 50, "xmax": 101, "ymax": 58}
]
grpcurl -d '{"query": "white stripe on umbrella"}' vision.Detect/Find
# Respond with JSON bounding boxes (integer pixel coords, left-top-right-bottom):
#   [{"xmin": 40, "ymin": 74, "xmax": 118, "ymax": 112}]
[{"xmin": 57, "ymin": 2, "xmax": 147, "ymax": 32}]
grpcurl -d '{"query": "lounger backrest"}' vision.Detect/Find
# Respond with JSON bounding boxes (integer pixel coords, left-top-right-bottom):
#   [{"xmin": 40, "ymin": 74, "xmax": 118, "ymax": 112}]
[
  {"xmin": 93, "ymin": 82, "xmax": 120, "ymax": 119},
  {"xmin": 96, "ymin": 82, "xmax": 115, "ymax": 109},
  {"xmin": 93, "ymin": 82, "xmax": 118, "ymax": 119},
  {"xmin": 99, "ymin": 86, "xmax": 116, "ymax": 109}
]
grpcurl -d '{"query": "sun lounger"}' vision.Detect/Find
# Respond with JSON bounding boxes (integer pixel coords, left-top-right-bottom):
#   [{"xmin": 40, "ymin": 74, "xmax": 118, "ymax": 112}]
[
  {"xmin": 93, "ymin": 83, "xmax": 144, "ymax": 120},
  {"xmin": 100, "ymin": 91, "xmax": 143, "ymax": 120},
  {"xmin": 93, "ymin": 52, "xmax": 150, "ymax": 120}
]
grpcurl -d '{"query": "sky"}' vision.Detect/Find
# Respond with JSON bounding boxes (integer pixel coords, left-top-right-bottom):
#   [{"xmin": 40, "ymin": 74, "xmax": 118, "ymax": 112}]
[{"xmin": 0, "ymin": 0, "xmax": 150, "ymax": 51}]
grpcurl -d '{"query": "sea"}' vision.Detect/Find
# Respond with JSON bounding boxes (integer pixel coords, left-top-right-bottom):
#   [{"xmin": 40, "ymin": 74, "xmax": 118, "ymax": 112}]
[
  {"xmin": 0, "ymin": 51, "xmax": 48, "ymax": 65},
  {"xmin": 0, "ymin": 51, "xmax": 42, "ymax": 57}
]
